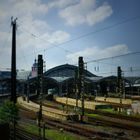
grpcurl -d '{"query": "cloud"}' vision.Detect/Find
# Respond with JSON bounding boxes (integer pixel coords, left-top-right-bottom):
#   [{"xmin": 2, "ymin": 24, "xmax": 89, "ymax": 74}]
[
  {"xmin": 17, "ymin": 20, "xmax": 70, "ymax": 55},
  {"xmin": 66, "ymin": 44, "xmax": 129, "ymax": 63},
  {"xmin": 86, "ymin": 3, "xmax": 113, "ymax": 26},
  {"xmin": 9, "ymin": 0, "xmax": 47, "ymax": 16},
  {"xmin": 48, "ymin": 0, "xmax": 78, "ymax": 9},
  {"xmin": 0, "ymin": 0, "xmax": 48, "ymax": 25},
  {"xmin": 58, "ymin": 0, "xmax": 112, "ymax": 26},
  {"xmin": 46, "ymin": 30, "xmax": 70, "ymax": 45},
  {"xmin": 0, "ymin": 0, "xmax": 71, "ymax": 70}
]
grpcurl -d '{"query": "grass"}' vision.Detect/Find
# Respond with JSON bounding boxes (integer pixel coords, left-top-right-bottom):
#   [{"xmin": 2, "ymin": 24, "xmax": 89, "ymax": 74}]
[
  {"xmin": 47, "ymin": 129, "xmax": 85, "ymax": 140},
  {"xmin": 85, "ymin": 113, "xmax": 100, "ymax": 118},
  {"xmin": 97, "ymin": 108, "xmax": 140, "ymax": 119},
  {"xmin": 19, "ymin": 122, "xmax": 86, "ymax": 140},
  {"xmin": 98, "ymin": 108, "xmax": 114, "ymax": 113}
]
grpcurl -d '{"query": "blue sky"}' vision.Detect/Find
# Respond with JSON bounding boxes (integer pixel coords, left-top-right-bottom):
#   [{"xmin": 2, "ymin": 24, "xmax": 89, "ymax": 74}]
[{"xmin": 0, "ymin": 0, "xmax": 140, "ymax": 76}]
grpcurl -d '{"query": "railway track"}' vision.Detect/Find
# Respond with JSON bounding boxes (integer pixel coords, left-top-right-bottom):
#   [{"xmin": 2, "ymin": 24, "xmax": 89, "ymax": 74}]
[
  {"xmin": 33, "ymin": 98, "xmax": 139, "ymax": 121},
  {"xmin": 34, "ymin": 99, "xmax": 140, "ymax": 125},
  {"xmin": 10, "ymin": 126, "xmax": 48, "ymax": 140},
  {"xmin": 87, "ymin": 115, "xmax": 140, "ymax": 132},
  {"xmin": 19, "ymin": 107, "xmax": 131, "ymax": 140},
  {"xmin": 19, "ymin": 98, "xmax": 140, "ymax": 139},
  {"xmin": 90, "ymin": 110, "xmax": 140, "ymax": 122},
  {"xmin": 43, "ymin": 118, "xmax": 125, "ymax": 140}
]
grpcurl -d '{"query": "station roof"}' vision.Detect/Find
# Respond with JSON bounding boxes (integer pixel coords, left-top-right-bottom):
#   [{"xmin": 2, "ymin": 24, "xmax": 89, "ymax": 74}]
[
  {"xmin": 44, "ymin": 64, "xmax": 96, "ymax": 77},
  {"xmin": 50, "ymin": 77, "xmax": 71, "ymax": 83}
]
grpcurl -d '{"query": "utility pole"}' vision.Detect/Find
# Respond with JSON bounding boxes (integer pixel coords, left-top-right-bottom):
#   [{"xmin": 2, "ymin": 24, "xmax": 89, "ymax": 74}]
[
  {"xmin": 66, "ymin": 81, "xmax": 68, "ymax": 113},
  {"xmin": 37, "ymin": 55, "xmax": 43, "ymax": 96},
  {"xmin": 11, "ymin": 17, "xmax": 17, "ymax": 104},
  {"xmin": 37, "ymin": 55, "xmax": 43, "ymax": 140},
  {"xmin": 38, "ymin": 102, "xmax": 42, "ymax": 140},
  {"xmin": 78, "ymin": 57, "xmax": 85, "ymax": 122},
  {"xmin": 117, "ymin": 66, "xmax": 124, "ymax": 113},
  {"xmin": 117, "ymin": 66, "xmax": 123, "ymax": 101},
  {"xmin": 10, "ymin": 17, "xmax": 17, "ymax": 140},
  {"xmin": 75, "ymin": 68, "xmax": 78, "ymax": 110},
  {"xmin": 27, "ymin": 77, "xmax": 29, "ymax": 103}
]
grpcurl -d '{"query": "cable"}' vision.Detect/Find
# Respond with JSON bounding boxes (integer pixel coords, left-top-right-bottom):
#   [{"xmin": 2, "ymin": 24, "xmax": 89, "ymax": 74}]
[
  {"xmin": 53, "ymin": 15, "xmax": 140, "ymax": 46},
  {"xmin": 0, "ymin": 26, "xmax": 12, "ymax": 69},
  {"xmin": 93, "ymin": 65, "xmax": 140, "ymax": 76},
  {"xmin": 0, "ymin": 26, "xmax": 11, "ymax": 55},
  {"xmin": 17, "ymin": 15, "xmax": 140, "ymax": 56},
  {"xmin": 14, "ymin": 16, "xmax": 140, "ymax": 72},
  {"xmin": 85, "ymin": 51, "xmax": 140, "ymax": 64},
  {"xmin": 94, "ymin": 69, "xmax": 140, "ymax": 76},
  {"xmin": 18, "ymin": 25, "xmax": 73, "ymax": 54}
]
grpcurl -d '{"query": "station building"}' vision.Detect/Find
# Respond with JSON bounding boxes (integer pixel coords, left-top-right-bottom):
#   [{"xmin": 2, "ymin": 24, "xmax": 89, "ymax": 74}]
[
  {"xmin": 28, "ymin": 61, "xmax": 140, "ymax": 97},
  {"xmin": 28, "ymin": 63, "xmax": 102, "ymax": 97},
  {"xmin": 0, "ymin": 61, "xmax": 140, "ymax": 97}
]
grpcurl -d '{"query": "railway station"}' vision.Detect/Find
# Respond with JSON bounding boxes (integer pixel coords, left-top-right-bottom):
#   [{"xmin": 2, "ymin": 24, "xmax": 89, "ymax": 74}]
[
  {"xmin": 0, "ymin": 1, "xmax": 140, "ymax": 139},
  {"xmin": 1, "ymin": 56, "xmax": 140, "ymax": 140}
]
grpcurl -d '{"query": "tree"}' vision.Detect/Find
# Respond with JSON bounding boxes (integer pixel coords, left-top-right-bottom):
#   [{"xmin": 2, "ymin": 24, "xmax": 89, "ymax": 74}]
[{"xmin": 0, "ymin": 100, "xmax": 19, "ymax": 124}]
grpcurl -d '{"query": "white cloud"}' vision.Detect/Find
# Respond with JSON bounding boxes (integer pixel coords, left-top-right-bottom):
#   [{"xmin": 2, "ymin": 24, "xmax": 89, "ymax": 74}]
[
  {"xmin": 0, "ymin": 0, "xmax": 71, "ymax": 70},
  {"xmin": 58, "ymin": 0, "xmax": 112, "ymax": 26},
  {"xmin": 86, "ymin": 3, "xmax": 113, "ymax": 26},
  {"xmin": 46, "ymin": 30, "xmax": 70, "ymax": 45},
  {"xmin": 0, "ymin": 0, "xmax": 48, "ymax": 24},
  {"xmin": 17, "ymin": 19, "xmax": 70, "ymax": 54},
  {"xmin": 66, "ymin": 44, "xmax": 129, "ymax": 63},
  {"xmin": 48, "ymin": 0, "xmax": 78, "ymax": 9}
]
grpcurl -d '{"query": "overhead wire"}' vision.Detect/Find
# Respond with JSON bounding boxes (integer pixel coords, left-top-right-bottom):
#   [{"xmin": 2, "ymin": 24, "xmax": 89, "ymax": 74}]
[
  {"xmin": 0, "ymin": 25, "xmax": 11, "ymax": 55},
  {"xmin": 85, "ymin": 51, "xmax": 140, "ymax": 64},
  {"xmin": 8, "ymin": 15, "xmax": 140, "ymax": 73},
  {"xmin": 18, "ymin": 25, "xmax": 73, "ymax": 54},
  {"xmin": 51, "ymin": 15, "xmax": 140, "ymax": 47},
  {"xmin": 0, "ymin": 25, "xmax": 12, "ymax": 70},
  {"xmin": 94, "ymin": 66, "xmax": 140, "ymax": 76},
  {"xmin": 17, "ymin": 15, "xmax": 140, "ymax": 59}
]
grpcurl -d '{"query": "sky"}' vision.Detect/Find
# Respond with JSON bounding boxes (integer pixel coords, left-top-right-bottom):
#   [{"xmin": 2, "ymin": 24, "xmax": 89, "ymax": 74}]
[{"xmin": 0, "ymin": 0, "xmax": 140, "ymax": 77}]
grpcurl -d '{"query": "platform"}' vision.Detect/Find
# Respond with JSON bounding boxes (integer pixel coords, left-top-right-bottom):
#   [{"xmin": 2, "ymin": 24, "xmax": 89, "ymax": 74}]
[
  {"xmin": 95, "ymin": 97, "xmax": 132, "ymax": 104},
  {"xmin": 55, "ymin": 97, "xmax": 108, "ymax": 110},
  {"xmin": 17, "ymin": 97, "xmax": 78, "ymax": 121}
]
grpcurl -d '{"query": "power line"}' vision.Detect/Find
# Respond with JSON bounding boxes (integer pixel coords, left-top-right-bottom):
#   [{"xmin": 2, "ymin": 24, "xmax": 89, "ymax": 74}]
[
  {"xmin": 94, "ymin": 68, "xmax": 140, "ymax": 76},
  {"xmin": 14, "ymin": 16, "xmax": 140, "ymax": 71},
  {"xmin": 85, "ymin": 51, "xmax": 140, "ymax": 64},
  {"xmin": 17, "ymin": 15, "xmax": 140, "ymax": 56},
  {"xmin": 53, "ymin": 15, "xmax": 140, "ymax": 46},
  {"xmin": 0, "ymin": 27, "xmax": 11, "ymax": 55},
  {"xmin": 18, "ymin": 25, "xmax": 73, "ymax": 54}
]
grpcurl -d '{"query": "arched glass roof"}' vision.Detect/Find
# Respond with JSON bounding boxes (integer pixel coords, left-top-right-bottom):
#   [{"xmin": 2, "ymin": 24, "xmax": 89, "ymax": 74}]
[{"xmin": 44, "ymin": 64, "xmax": 96, "ymax": 78}]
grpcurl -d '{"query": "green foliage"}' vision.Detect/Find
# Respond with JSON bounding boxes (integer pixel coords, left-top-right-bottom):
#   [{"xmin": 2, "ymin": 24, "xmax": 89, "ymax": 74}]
[
  {"xmin": 98, "ymin": 108, "xmax": 114, "ymax": 113},
  {"xmin": 47, "ymin": 129, "xmax": 86, "ymax": 140},
  {"xmin": 86, "ymin": 113, "xmax": 100, "ymax": 118},
  {"xmin": 20, "ymin": 123, "xmax": 86, "ymax": 140},
  {"xmin": 0, "ymin": 100, "xmax": 19, "ymax": 124}
]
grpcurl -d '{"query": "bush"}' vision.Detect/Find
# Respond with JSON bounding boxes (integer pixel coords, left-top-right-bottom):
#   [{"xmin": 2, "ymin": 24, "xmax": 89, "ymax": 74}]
[{"xmin": 0, "ymin": 100, "xmax": 19, "ymax": 124}]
